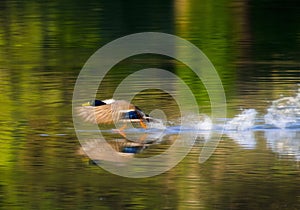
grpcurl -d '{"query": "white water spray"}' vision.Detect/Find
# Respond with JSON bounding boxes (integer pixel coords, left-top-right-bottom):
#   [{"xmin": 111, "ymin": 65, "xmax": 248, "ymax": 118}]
[{"xmin": 264, "ymin": 89, "xmax": 300, "ymax": 129}]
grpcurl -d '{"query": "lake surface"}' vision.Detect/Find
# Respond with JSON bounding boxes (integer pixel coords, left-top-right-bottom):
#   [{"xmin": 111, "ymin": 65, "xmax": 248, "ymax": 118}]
[{"xmin": 0, "ymin": 0, "xmax": 300, "ymax": 209}]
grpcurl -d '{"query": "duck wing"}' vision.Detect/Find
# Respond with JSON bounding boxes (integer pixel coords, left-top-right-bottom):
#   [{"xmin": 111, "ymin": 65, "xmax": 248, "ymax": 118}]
[{"xmin": 76, "ymin": 104, "xmax": 114, "ymax": 124}]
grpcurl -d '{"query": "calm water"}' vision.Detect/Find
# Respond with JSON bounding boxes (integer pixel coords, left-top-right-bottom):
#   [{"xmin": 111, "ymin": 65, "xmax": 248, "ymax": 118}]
[{"xmin": 1, "ymin": 0, "xmax": 300, "ymax": 209}]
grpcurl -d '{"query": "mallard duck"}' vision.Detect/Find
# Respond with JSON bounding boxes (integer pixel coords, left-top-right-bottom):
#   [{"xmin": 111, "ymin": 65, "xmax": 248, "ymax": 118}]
[{"xmin": 77, "ymin": 99, "xmax": 150, "ymax": 128}]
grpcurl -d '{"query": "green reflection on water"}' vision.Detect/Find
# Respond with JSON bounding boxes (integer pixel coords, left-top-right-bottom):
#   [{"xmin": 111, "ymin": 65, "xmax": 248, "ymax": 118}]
[{"xmin": 0, "ymin": 0, "xmax": 299, "ymax": 209}]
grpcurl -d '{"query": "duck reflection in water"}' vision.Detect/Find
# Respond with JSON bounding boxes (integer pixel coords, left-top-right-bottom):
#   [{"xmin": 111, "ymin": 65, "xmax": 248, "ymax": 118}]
[{"xmin": 78, "ymin": 137, "xmax": 156, "ymax": 163}]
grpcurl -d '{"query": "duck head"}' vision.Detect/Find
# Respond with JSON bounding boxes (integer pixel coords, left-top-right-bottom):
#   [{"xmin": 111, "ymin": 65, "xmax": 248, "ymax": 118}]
[{"xmin": 82, "ymin": 100, "xmax": 106, "ymax": 106}]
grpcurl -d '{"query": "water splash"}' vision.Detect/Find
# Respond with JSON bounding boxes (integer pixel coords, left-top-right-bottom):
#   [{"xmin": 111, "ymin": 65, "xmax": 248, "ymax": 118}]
[
  {"xmin": 147, "ymin": 118, "xmax": 167, "ymax": 130},
  {"xmin": 179, "ymin": 114, "xmax": 213, "ymax": 131},
  {"xmin": 224, "ymin": 109, "xmax": 257, "ymax": 131},
  {"xmin": 148, "ymin": 109, "xmax": 167, "ymax": 130},
  {"xmin": 195, "ymin": 115, "xmax": 213, "ymax": 131},
  {"xmin": 264, "ymin": 89, "xmax": 300, "ymax": 129}
]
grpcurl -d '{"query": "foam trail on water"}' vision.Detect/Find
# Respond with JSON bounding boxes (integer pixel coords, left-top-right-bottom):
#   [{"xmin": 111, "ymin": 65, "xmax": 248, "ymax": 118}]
[
  {"xmin": 264, "ymin": 89, "xmax": 300, "ymax": 129},
  {"xmin": 196, "ymin": 115, "xmax": 213, "ymax": 130},
  {"xmin": 194, "ymin": 115, "xmax": 212, "ymax": 142},
  {"xmin": 224, "ymin": 109, "xmax": 257, "ymax": 131},
  {"xmin": 179, "ymin": 114, "xmax": 213, "ymax": 131},
  {"xmin": 147, "ymin": 118, "xmax": 167, "ymax": 130}
]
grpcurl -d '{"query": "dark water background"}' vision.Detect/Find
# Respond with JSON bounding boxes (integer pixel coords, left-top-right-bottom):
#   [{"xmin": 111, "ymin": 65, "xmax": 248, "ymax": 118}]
[{"xmin": 0, "ymin": 0, "xmax": 300, "ymax": 209}]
